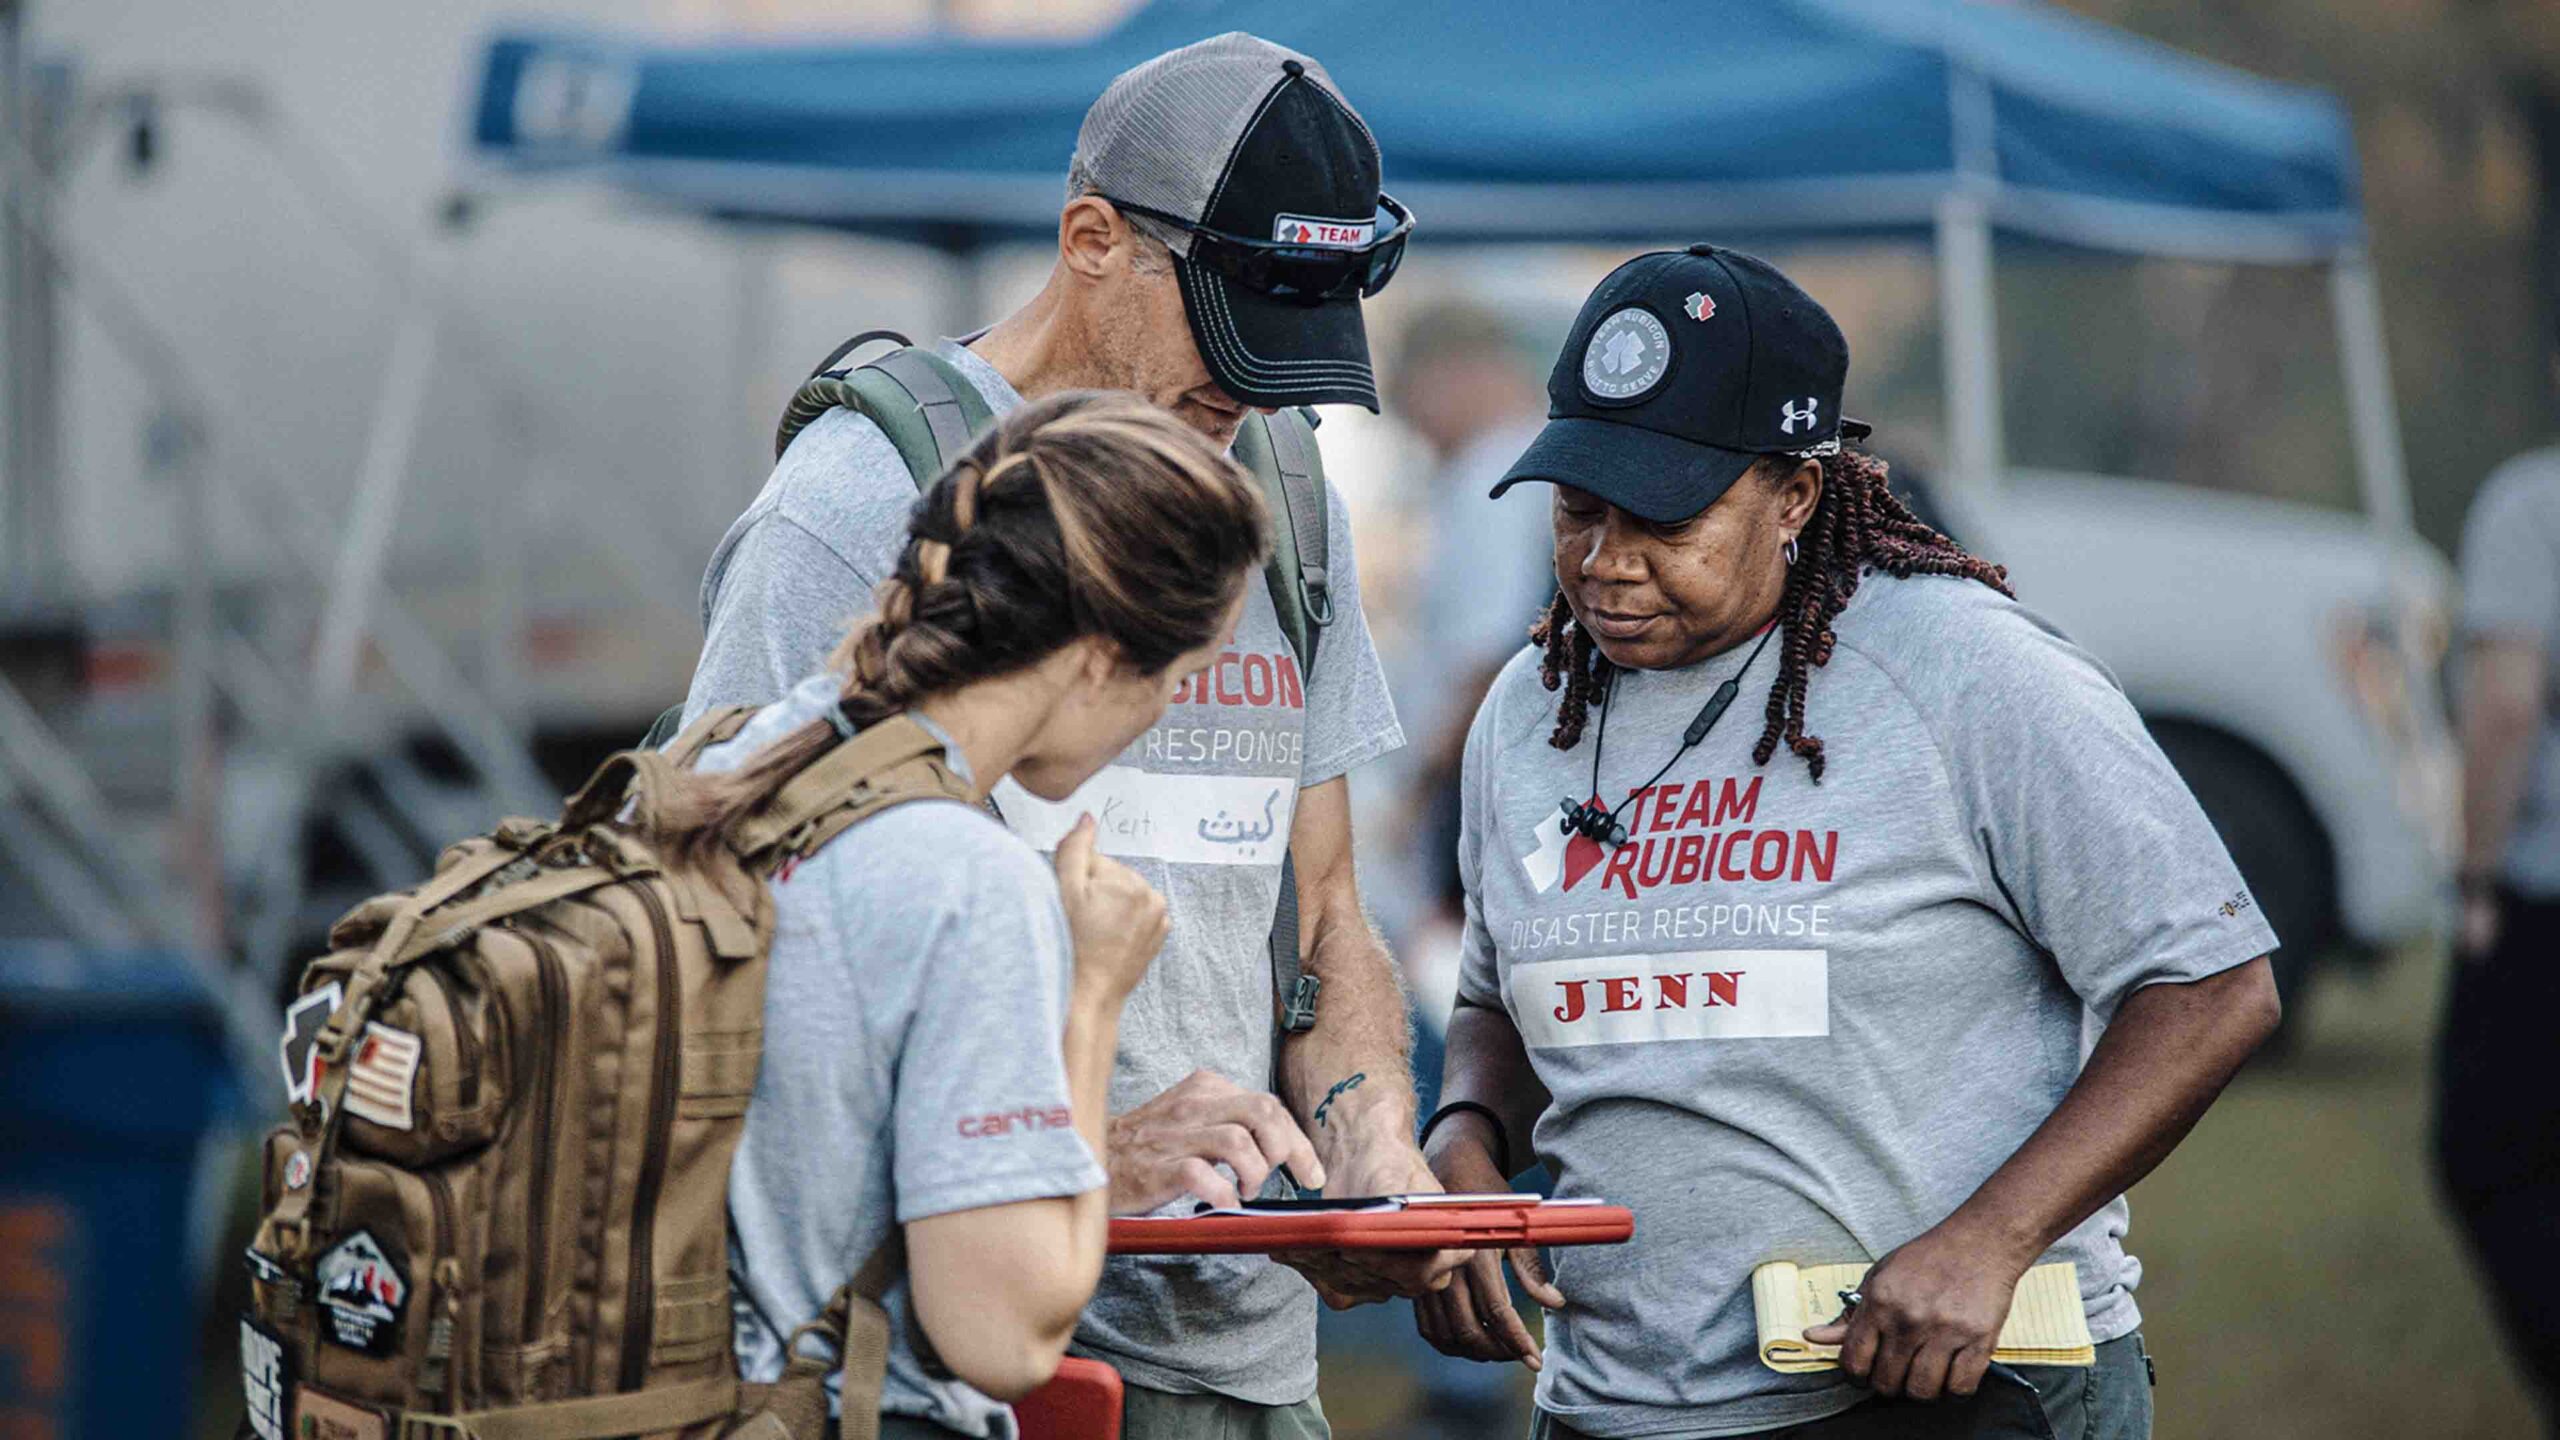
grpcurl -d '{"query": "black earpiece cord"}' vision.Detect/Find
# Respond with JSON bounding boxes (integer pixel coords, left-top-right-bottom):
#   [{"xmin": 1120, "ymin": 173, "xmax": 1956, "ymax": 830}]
[{"xmin": 1562, "ymin": 621, "xmax": 1780, "ymax": 848}]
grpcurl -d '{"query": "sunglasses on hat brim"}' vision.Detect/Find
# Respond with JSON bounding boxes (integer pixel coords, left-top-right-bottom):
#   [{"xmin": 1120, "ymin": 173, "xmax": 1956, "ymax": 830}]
[
  {"xmin": 1785, "ymin": 417, "xmax": 1874, "ymax": 458},
  {"xmin": 1103, "ymin": 192, "xmax": 1415, "ymax": 307}
]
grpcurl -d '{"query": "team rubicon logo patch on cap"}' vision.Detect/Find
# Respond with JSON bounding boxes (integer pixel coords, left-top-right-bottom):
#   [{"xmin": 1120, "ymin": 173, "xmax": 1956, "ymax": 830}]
[
  {"xmin": 1272, "ymin": 213, "xmax": 1375, "ymax": 248},
  {"xmin": 1582, "ymin": 307, "xmax": 1672, "ymax": 402}
]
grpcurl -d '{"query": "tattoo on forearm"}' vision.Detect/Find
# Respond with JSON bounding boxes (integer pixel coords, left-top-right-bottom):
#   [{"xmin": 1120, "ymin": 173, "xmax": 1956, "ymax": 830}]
[{"xmin": 1313, "ymin": 1072, "xmax": 1367, "ymax": 1130}]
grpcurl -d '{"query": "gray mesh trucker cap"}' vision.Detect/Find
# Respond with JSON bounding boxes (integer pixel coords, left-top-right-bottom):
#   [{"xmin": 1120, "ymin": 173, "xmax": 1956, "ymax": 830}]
[{"xmin": 1073, "ymin": 33, "xmax": 1386, "ymax": 411}]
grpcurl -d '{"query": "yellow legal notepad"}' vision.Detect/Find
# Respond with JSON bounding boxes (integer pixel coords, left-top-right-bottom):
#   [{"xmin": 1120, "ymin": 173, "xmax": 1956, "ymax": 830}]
[{"xmin": 1751, "ymin": 1260, "xmax": 2095, "ymax": 1373}]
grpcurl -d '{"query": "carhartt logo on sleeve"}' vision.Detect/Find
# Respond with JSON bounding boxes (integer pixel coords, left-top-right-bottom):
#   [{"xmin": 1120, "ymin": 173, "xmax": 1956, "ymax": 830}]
[
  {"xmin": 1508, "ymin": 950, "xmax": 1829, "ymax": 1048},
  {"xmin": 958, "ymin": 1105, "xmax": 1075, "ymax": 1139}
]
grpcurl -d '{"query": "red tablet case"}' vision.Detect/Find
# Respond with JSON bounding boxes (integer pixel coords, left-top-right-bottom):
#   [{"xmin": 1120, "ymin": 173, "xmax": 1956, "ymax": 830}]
[{"xmin": 1107, "ymin": 1194, "xmax": 1633, "ymax": 1255}]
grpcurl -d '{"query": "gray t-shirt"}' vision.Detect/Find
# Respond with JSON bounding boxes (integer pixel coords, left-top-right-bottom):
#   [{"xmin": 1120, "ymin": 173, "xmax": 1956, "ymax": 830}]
[
  {"xmin": 2458, "ymin": 447, "xmax": 2560, "ymax": 898},
  {"xmin": 683, "ymin": 342, "xmax": 1406, "ymax": 1403},
  {"xmin": 712, "ymin": 674, "xmax": 1104, "ymax": 1438},
  {"xmin": 1457, "ymin": 575, "xmax": 2278, "ymax": 1439}
]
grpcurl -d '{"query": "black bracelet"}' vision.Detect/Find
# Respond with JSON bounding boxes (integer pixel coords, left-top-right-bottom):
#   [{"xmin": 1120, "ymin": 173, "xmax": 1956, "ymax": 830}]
[{"xmin": 1418, "ymin": 1101, "xmax": 1514, "ymax": 1180}]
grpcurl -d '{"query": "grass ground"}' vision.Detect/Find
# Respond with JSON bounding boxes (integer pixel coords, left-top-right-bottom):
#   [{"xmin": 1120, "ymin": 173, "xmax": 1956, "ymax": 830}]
[{"xmin": 1316, "ymin": 944, "xmax": 2545, "ymax": 1438}]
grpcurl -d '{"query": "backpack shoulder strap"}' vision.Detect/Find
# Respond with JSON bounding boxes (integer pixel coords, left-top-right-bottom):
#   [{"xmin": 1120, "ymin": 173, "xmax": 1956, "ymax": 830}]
[
  {"xmin": 723, "ymin": 712, "xmax": 977, "ymax": 867},
  {"xmin": 1234, "ymin": 407, "xmax": 1332, "ymax": 679},
  {"xmin": 658, "ymin": 702, "xmax": 760, "ymax": 766},
  {"xmin": 773, "ymin": 340, "xmax": 997, "ymax": 491},
  {"xmin": 1233, "ymin": 409, "xmax": 1334, "ymax": 1082},
  {"xmin": 734, "ymin": 1234, "xmax": 907, "ymax": 1440}
]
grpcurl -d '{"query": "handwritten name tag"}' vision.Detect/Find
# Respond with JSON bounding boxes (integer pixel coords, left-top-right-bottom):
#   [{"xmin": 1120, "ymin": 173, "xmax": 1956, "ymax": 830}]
[{"xmin": 997, "ymin": 767, "xmax": 1298, "ymax": 868}]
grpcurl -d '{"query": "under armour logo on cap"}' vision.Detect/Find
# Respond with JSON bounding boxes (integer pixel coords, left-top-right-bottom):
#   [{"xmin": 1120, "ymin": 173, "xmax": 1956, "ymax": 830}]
[{"xmin": 1779, "ymin": 397, "xmax": 1821, "ymax": 434}]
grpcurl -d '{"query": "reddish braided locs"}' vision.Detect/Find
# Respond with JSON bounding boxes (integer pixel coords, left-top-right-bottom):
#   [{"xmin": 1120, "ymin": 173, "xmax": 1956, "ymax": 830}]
[
  {"xmin": 1749, "ymin": 448, "xmax": 2009, "ymax": 780},
  {"xmin": 1537, "ymin": 449, "xmax": 2011, "ymax": 783},
  {"xmin": 1532, "ymin": 590, "xmax": 1613, "ymax": 752}
]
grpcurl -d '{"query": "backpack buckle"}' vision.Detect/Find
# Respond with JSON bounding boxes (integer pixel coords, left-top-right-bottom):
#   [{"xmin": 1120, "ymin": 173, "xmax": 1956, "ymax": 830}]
[
  {"xmin": 1279, "ymin": 974, "xmax": 1322, "ymax": 1034},
  {"xmin": 1299, "ymin": 566, "xmax": 1334, "ymax": 628}
]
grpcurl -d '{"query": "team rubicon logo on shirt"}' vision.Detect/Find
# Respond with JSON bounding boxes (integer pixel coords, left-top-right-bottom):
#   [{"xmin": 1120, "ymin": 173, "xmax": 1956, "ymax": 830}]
[
  {"xmin": 1519, "ymin": 775, "xmax": 1839, "ymax": 899},
  {"xmin": 1169, "ymin": 648, "xmax": 1305, "ymax": 709}
]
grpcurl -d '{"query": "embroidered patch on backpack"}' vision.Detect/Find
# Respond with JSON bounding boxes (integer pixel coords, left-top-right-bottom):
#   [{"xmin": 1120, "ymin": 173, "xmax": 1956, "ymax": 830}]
[
  {"xmin": 341, "ymin": 1023, "xmax": 423, "ymax": 1132},
  {"xmin": 238, "ymin": 1313, "xmax": 292, "ymax": 1440},
  {"xmin": 316, "ymin": 1230, "xmax": 407, "ymax": 1356}
]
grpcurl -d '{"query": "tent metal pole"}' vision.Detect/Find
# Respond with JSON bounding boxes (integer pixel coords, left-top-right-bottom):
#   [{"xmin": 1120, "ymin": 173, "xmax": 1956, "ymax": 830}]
[
  {"xmin": 155, "ymin": 407, "xmax": 227, "ymax": 953},
  {"xmin": 1, "ymin": 2, "xmax": 67, "ymax": 602},
  {"xmin": 1936, "ymin": 193, "xmax": 2003, "ymax": 499},
  {"xmin": 311, "ymin": 286, "xmax": 444, "ymax": 708},
  {"xmin": 2331, "ymin": 251, "xmax": 2414, "ymax": 537}
]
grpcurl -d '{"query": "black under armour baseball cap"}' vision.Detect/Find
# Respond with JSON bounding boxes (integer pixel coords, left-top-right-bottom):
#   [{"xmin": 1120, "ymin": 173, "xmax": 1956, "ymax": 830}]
[
  {"xmin": 1492, "ymin": 245, "xmax": 1871, "ymax": 522},
  {"xmin": 1073, "ymin": 34, "xmax": 1401, "ymax": 412}
]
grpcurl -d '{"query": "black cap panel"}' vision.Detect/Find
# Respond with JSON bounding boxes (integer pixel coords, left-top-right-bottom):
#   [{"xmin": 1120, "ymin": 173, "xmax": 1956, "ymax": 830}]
[
  {"xmin": 1202, "ymin": 73, "xmax": 1381, "ymax": 244},
  {"xmin": 1496, "ymin": 243, "xmax": 1864, "ymax": 520},
  {"xmin": 1182, "ymin": 65, "xmax": 1384, "ymax": 410}
]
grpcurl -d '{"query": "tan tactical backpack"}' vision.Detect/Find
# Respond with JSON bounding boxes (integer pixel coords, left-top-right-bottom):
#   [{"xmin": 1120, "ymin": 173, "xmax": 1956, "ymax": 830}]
[{"xmin": 241, "ymin": 708, "xmax": 974, "ymax": 1440}]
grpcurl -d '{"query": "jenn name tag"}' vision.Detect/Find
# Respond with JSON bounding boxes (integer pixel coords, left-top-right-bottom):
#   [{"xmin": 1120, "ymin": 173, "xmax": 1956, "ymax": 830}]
[{"xmin": 1509, "ymin": 950, "xmax": 1830, "ymax": 1048}]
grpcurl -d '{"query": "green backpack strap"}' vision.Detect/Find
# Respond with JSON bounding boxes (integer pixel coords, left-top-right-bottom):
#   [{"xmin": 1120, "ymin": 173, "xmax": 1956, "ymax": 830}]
[
  {"xmin": 1234, "ymin": 407, "xmax": 1332, "ymax": 680},
  {"xmin": 1234, "ymin": 408, "xmax": 1334, "ymax": 1094},
  {"xmin": 773, "ymin": 337, "xmax": 998, "ymax": 489}
]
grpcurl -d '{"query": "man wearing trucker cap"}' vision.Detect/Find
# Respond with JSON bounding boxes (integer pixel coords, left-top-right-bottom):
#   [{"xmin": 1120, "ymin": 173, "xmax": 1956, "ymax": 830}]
[
  {"xmin": 1419, "ymin": 246, "xmax": 2281, "ymax": 1438},
  {"xmin": 682, "ymin": 33, "xmax": 1452, "ymax": 1440}
]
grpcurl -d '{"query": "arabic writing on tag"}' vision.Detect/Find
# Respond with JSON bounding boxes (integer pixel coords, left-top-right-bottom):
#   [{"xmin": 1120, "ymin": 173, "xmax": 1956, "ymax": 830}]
[{"xmin": 1198, "ymin": 789, "xmax": 1281, "ymax": 847}]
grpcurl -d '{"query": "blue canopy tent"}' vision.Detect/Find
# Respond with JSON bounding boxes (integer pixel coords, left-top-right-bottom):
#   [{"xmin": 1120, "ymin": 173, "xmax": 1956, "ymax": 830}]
[{"xmin": 463, "ymin": 0, "xmax": 2407, "ymax": 524}]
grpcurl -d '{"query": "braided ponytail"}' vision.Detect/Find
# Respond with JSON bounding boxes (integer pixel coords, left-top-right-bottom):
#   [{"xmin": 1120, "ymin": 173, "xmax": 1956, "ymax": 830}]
[{"xmin": 651, "ymin": 391, "xmax": 1268, "ymax": 862}]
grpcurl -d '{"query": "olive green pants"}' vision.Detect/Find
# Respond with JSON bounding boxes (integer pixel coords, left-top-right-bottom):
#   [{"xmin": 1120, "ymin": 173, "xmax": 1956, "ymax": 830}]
[{"xmin": 1118, "ymin": 1382, "xmax": 1331, "ymax": 1440}]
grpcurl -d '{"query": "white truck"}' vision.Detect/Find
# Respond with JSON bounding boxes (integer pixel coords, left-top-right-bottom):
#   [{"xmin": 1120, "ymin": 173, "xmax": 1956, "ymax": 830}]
[{"xmin": 1910, "ymin": 467, "xmax": 2455, "ymax": 1009}]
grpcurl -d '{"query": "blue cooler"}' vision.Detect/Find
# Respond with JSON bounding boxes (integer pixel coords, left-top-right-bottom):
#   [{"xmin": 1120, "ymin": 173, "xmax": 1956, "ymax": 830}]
[{"xmin": 0, "ymin": 944, "xmax": 244, "ymax": 1438}]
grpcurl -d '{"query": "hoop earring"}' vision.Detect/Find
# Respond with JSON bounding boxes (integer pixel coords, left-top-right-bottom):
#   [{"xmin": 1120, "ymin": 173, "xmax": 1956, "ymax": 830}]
[{"xmin": 1783, "ymin": 537, "xmax": 1800, "ymax": 566}]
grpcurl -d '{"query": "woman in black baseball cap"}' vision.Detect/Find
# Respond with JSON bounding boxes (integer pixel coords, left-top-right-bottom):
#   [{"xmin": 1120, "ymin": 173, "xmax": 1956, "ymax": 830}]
[{"xmin": 1410, "ymin": 246, "xmax": 2283, "ymax": 1440}]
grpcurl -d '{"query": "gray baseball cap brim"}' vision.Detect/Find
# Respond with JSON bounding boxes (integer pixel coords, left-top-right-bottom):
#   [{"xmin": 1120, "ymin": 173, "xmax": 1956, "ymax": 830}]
[{"xmin": 1491, "ymin": 417, "xmax": 1762, "ymax": 524}]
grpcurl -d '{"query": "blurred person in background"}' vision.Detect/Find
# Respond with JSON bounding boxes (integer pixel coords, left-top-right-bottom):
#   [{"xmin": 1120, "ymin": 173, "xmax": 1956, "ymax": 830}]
[
  {"xmin": 1331, "ymin": 302, "xmax": 1553, "ymax": 1437},
  {"xmin": 1418, "ymin": 247, "xmax": 2281, "ymax": 1440},
  {"xmin": 679, "ymin": 33, "xmax": 1454, "ymax": 1440},
  {"xmin": 2435, "ymin": 346, "xmax": 2560, "ymax": 1436},
  {"xmin": 1377, "ymin": 301, "xmax": 1555, "ymax": 1029},
  {"xmin": 695, "ymin": 395, "xmax": 1253, "ymax": 1435}
]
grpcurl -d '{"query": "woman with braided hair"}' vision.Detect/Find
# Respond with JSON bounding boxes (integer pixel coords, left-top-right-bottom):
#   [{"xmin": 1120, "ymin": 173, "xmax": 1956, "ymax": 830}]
[
  {"xmin": 665, "ymin": 391, "xmax": 1305, "ymax": 1438},
  {"xmin": 1411, "ymin": 249, "xmax": 2282, "ymax": 1440}
]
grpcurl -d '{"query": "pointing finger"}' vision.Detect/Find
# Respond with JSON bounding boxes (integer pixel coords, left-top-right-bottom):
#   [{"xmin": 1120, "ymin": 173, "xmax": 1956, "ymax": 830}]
[{"xmin": 1053, "ymin": 813, "xmax": 1097, "ymax": 890}]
